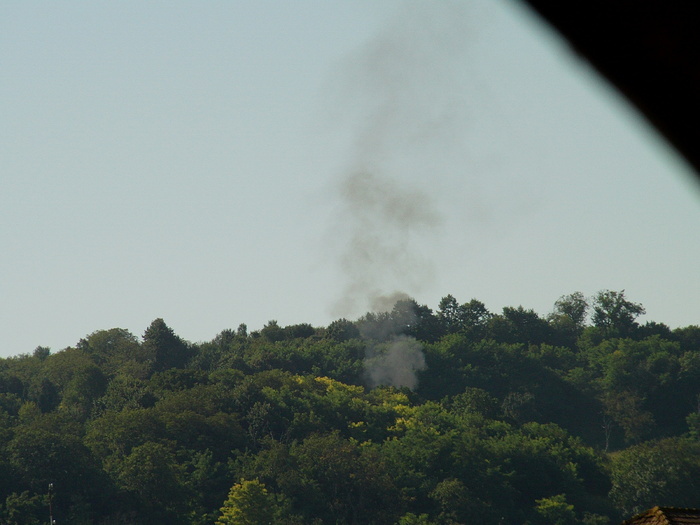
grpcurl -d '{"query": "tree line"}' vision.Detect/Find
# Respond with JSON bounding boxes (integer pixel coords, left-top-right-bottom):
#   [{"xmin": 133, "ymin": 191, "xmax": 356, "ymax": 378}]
[{"xmin": 1, "ymin": 290, "xmax": 699, "ymax": 524}]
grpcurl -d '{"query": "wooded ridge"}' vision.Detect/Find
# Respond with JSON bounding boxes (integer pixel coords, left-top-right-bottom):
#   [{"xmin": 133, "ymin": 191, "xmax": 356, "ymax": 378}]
[{"xmin": 1, "ymin": 290, "xmax": 699, "ymax": 524}]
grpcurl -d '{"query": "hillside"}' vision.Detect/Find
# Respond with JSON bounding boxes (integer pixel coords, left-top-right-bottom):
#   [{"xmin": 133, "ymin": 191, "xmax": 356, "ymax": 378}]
[{"xmin": 1, "ymin": 290, "xmax": 699, "ymax": 524}]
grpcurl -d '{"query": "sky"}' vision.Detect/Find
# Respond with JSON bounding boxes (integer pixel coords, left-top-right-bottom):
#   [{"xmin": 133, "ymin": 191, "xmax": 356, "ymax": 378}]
[{"xmin": 2, "ymin": 1, "xmax": 700, "ymax": 358}]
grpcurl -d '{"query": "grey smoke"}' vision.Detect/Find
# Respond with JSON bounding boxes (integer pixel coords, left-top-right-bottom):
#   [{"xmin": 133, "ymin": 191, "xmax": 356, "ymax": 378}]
[
  {"xmin": 363, "ymin": 335, "xmax": 427, "ymax": 390},
  {"xmin": 333, "ymin": 172, "xmax": 440, "ymax": 317},
  {"xmin": 357, "ymin": 297, "xmax": 427, "ymax": 390},
  {"xmin": 324, "ymin": 2, "xmax": 471, "ymax": 390},
  {"xmin": 327, "ymin": 1, "xmax": 471, "ymax": 319},
  {"xmin": 369, "ymin": 291, "xmax": 412, "ymax": 322}
]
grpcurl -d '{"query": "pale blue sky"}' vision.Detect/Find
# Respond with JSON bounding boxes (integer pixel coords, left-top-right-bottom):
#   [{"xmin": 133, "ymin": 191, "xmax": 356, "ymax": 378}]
[{"xmin": 2, "ymin": 1, "xmax": 699, "ymax": 357}]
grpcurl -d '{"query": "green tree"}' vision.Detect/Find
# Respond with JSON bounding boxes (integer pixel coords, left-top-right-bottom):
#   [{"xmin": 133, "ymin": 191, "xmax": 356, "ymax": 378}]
[
  {"xmin": 85, "ymin": 408, "xmax": 163, "ymax": 462},
  {"xmin": 284, "ymin": 323, "xmax": 316, "ymax": 340},
  {"xmin": 552, "ymin": 292, "xmax": 589, "ymax": 329},
  {"xmin": 459, "ymin": 299, "xmax": 491, "ymax": 338},
  {"xmin": 549, "ymin": 292, "xmax": 589, "ymax": 347},
  {"xmin": 430, "ymin": 477, "xmax": 478, "ymax": 524},
  {"xmin": 588, "ymin": 336, "xmax": 691, "ymax": 440},
  {"xmin": 113, "ymin": 441, "xmax": 188, "ymax": 522},
  {"xmin": 673, "ymin": 325, "xmax": 700, "ymax": 352},
  {"xmin": 609, "ymin": 438, "xmax": 700, "ymax": 516},
  {"xmin": 533, "ymin": 494, "xmax": 576, "ymax": 525},
  {"xmin": 398, "ymin": 513, "xmax": 437, "ymax": 525},
  {"xmin": 437, "ymin": 296, "xmax": 490, "ymax": 339},
  {"xmin": 1, "ymin": 491, "xmax": 45, "ymax": 525},
  {"xmin": 390, "ymin": 299, "xmax": 442, "ymax": 342},
  {"xmin": 592, "ymin": 290, "xmax": 645, "ymax": 338},
  {"xmin": 437, "ymin": 294, "xmax": 462, "ymax": 334},
  {"xmin": 216, "ymin": 479, "xmax": 276, "ymax": 525},
  {"xmin": 29, "ymin": 377, "xmax": 59, "ymax": 413},
  {"xmin": 143, "ymin": 319, "xmax": 191, "ymax": 372},
  {"xmin": 94, "ymin": 374, "xmax": 154, "ymax": 413},
  {"xmin": 59, "ymin": 362, "xmax": 108, "ymax": 420},
  {"xmin": 7, "ymin": 419, "xmax": 108, "ymax": 520},
  {"xmin": 77, "ymin": 328, "xmax": 148, "ymax": 378},
  {"xmin": 33, "ymin": 346, "xmax": 51, "ymax": 360},
  {"xmin": 326, "ymin": 318, "xmax": 361, "ymax": 342},
  {"xmin": 260, "ymin": 321, "xmax": 285, "ymax": 343},
  {"xmin": 447, "ymin": 387, "xmax": 500, "ymax": 419},
  {"xmin": 299, "ymin": 433, "xmax": 401, "ymax": 523},
  {"xmin": 600, "ymin": 390, "xmax": 654, "ymax": 444},
  {"xmin": 488, "ymin": 306, "xmax": 552, "ymax": 345}
]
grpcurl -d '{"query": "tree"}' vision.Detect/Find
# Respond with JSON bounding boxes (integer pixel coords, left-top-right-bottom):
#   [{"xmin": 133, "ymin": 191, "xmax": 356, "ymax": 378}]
[
  {"xmin": 1, "ymin": 491, "xmax": 45, "ymax": 525},
  {"xmin": 260, "ymin": 321, "xmax": 285, "ymax": 343},
  {"xmin": 143, "ymin": 319, "xmax": 191, "ymax": 372},
  {"xmin": 216, "ymin": 479, "xmax": 276, "ymax": 525},
  {"xmin": 8, "ymin": 422, "xmax": 106, "ymax": 515},
  {"xmin": 284, "ymin": 323, "xmax": 316, "ymax": 340},
  {"xmin": 549, "ymin": 292, "xmax": 589, "ymax": 347},
  {"xmin": 77, "ymin": 328, "xmax": 148, "ymax": 377},
  {"xmin": 437, "ymin": 294, "xmax": 461, "ymax": 334},
  {"xmin": 459, "ymin": 299, "xmax": 491, "ymax": 336},
  {"xmin": 437, "ymin": 296, "xmax": 491, "ymax": 338},
  {"xmin": 448, "ymin": 387, "xmax": 500, "ymax": 419},
  {"xmin": 59, "ymin": 362, "xmax": 108, "ymax": 419},
  {"xmin": 673, "ymin": 325, "xmax": 700, "ymax": 352},
  {"xmin": 94, "ymin": 374, "xmax": 154, "ymax": 413},
  {"xmin": 84, "ymin": 408, "xmax": 162, "ymax": 461},
  {"xmin": 552, "ymin": 292, "xmax": 589, "ymax": 329},
  {"xmin": 397, "ymin": 513, "xmax": 437, "ymax": 525},
  {"xmin": 533, "ymin": 494, "xmax": 577, "ymax": 525},
  {"xmin": 600, "ymin": 390, "xmax": 654, "ymax": 444},
  {"xmin": 592, "ymin": 290, "xmax": 645, "ymax": 338},
  {"xmin": 430, "ymin": 478, "xmax": 479, "ymax": 524},
  {"xmin": 289, "ymin": 432, "xmax": 402, "ymax": 524},
  {"xmin": 28, "ymin": 377, "xmax": 59, "ymax": 413},
  {"xmin": 32, "ymin": 346, "xmax": 50, "ymax": 360},
  {"xmin": 588, "ymin": 336, "xmax": 691, "ymax": 439},
  {"xmin": 488, "ymin": 306, "xmax": 551, "ymax": 345},
  {"xmin": 609, "ymin": 438, "xmax": 700, "ymax": 516},
  {"xmin": 326, "ymin": 318, "xmax": 360, "ymax": 342},
  {"xmin": 113, "ymin": 441, "xmax": 188, "ymax": 521},
  {"xmin": 390, "ymin": 299, "xmax": 441, "ymax": 343}
]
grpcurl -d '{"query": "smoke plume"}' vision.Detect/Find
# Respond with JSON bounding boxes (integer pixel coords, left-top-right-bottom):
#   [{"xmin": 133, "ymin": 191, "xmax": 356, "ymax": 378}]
[
  {"xmin": 333, "ymin": 172, "xmax": 440, "ymax": 317},
  {"xmin": 355, "ymin": 297, "xmax": 428, "ymax": 390},
  {"xmin": 327, "ymin": 1, "xmax": 470, "ymax": 318},
  {"xmin": 363, "ymin": 335, "xmax": 426, "ymax": 390},
  {"xmin": 324, "ymin": 2, "xmax": 471, "ymax": 389}
]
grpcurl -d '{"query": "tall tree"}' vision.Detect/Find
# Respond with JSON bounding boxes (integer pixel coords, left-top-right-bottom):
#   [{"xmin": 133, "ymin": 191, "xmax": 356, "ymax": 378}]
[
  {"xmin": 143, "ymin": 319, "xmax": 191, "ymax": 372},
  {"xmin": 552, "ymin": 292, "xmax": 589, "ymax": 329},
  {"xmin": 437, "ymin": 294, "xmax": 461, "ymax": 334},
  {"xmin": 326, "ymin": 318, "xmax": 360, "ymax": 342},
  {"xmin": 437, "ymin": 296, "xmax": 490, "ymax": 339},
  {"xmin": 609, "ymin": 438, "xmax": 700, "ymax": 516},
  {"xmin": 489, "ymin": 306, "xmax": 552, "ymax": 345},
  {"xmin": 592, "ymin": 290, "xmax": 645, "ymax": 338},
  {"xmin": 215, "ymin": 479, "xmax": 276, "ymax": 525}
]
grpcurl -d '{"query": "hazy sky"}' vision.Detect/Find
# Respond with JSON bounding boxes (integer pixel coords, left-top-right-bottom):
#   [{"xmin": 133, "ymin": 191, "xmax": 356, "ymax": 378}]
[{"xmin": 2, "ymin": 1, "xmax": 699, "ymax": 358}]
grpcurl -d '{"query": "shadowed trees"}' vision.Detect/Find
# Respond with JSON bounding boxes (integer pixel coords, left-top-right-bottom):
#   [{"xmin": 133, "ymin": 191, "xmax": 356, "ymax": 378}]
[
  {"xmin": 143, "ymin": 318, "xmax": 192, "ymax": 373},
  {"xmin": 1, "ymin": 290, "xmax": 698, "ymax": 524},
  {"xmin": 592, "ymin": 290, "xmax": 646, "ymax": 338}
]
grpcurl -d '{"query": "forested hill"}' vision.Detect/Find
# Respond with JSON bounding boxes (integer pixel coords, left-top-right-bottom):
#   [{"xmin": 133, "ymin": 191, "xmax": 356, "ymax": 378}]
[{"xmin": 1, "ymin": 290, "xmax": 700, "ymax": 524}]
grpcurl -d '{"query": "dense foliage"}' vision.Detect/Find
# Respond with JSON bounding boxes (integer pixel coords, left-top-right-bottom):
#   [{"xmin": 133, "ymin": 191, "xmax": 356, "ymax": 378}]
[{"xmin": 1, "ymin": 290, "xmax": 699, "ymax": 524}]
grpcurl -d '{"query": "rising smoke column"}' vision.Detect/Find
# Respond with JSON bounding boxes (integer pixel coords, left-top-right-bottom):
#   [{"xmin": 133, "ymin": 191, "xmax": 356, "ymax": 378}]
[
  {"xmin": 356, "ymin": 300, "xmax": 428, "ymax": 390},
  {"xmin": 333, "ymin": 171, "xmax": 438, "ymax": 389},
  {"xmin": 327, "ymin": 1, "xmax": 471, "ymax": 318},
  {"xmin": 363, "ymin": 335, "xmax": 426, "ymax": 390},
  {"xmin": 324, "ymin": 2, "xmax": 471, "ymax": 389},
  {"xmin": 334, "ymin": 172, "xmax": 440, "ymax": 316}
]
